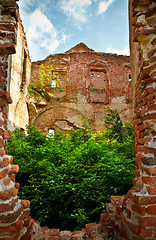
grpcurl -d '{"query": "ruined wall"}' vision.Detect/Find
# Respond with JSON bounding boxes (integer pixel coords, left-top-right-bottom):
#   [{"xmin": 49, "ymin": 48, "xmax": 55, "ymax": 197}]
[
  {"xmin": 7, "ymin": 16, "xmax": 31, "ymax": 131},
  {"xmin": 0, "ymin": 1, "xmax": 30, "ymax": 239},
  {"xmin": 101, "ymin": 1, "xmax": 156, "ymax": 239},
  {"xmin": 30, "ymin": 43, "xmax": 132, "ymax": 134}
]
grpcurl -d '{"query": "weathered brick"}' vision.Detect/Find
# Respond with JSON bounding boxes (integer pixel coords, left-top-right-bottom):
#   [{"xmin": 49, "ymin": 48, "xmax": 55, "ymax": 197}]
[
  {"xmin": 132, "ymin": 204, "xmax": 146, "ymax": 215},
  {"xmin": 147, "ymin": 185, "xmax": 156, "ymax": 195},
  {"xmin": 146, "ymin": 205, "xmax": 156, "ymax": 214},
  {"xmin": 0, "ymin": 168, "xmax": 9, "ymax": 179},
  {"xmin": 0, "ymin": 187, "xmax": 18, "ymax": 200},
  {"xmin": 0, "ymin": 199, "xmax": 16, "ymax": 212},
  {"xmin": 21, "ymin": 200, "xmax": 30, "ymax": 209},
  {"xmin": 142, "ymin": 176, "xmax": 155, "ymax": 184},
  {"xmin": 138, "ymin": 216, "xmax": 156, "ymax": 227},
  {"xmin": 142, "ymin": 166, "xmax": 156, "ymax": 176},
  {"xmin": 0, "ymin": 204, "xmax": 23, "ymax": 223},
  {"xmin": 0, "ymin": 157, "xmax": 9, "ymax": 168},
  {"xmin": 3, "ymin": 176, "xmax": 10, "ymax": 185},
  {"xmin": 8, "ymin": 164, "xmax": 19, "ymax": 174}
]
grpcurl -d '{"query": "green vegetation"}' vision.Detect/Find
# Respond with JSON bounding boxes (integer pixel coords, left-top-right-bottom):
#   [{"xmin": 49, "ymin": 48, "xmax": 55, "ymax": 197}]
[
  {"xmin": 28, "ymin": 64, "xmax": 61, "ymax": 101},
  {"xmin": 103, "ymin": 108, "xmax": 134, "ymax": 142},
  {"xmin": 8, "ymin": 111, "xmax": 134, "ymax": 231}
]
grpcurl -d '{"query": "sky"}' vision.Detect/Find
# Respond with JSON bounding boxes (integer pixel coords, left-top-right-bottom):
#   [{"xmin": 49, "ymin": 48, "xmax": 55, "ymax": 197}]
[{"xmin": 18, "ymin": 0, "xmax": 130, "ymax": 62}]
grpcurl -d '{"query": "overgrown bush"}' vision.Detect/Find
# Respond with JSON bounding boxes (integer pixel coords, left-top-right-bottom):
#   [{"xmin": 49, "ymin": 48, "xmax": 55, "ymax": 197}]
[
  {"xmin": 104, "ymin": 108, "xmax": 134, "ymax": 142},
  {"xmin": 8, "ymin": 124, "xmax": 134, "ymax": 231}
]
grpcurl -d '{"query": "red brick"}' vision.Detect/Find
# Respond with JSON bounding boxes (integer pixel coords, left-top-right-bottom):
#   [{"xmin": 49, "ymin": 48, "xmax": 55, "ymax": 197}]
[
  {"xmin": 0, "ymin": 138, "xmax": 5, "ymax": 148},
  {"xmin": 0, "ymin": 168, "xmax": 9, "ymax": 179},
  {"xmin": 127, "ymin": 190, "xmax": 156, "ymax": 204},
  {"xmin": 21, "ymin": 200, "xmax": 30, "ymax": 209},
  {"xmin": 133, "ymin": 119, "xmax": 142, "ymax": 126},
  {"xmin": 145, "ymin": 113, "xmax": 156, "ymax": 120},
  {"xmin": 10, "ymin": 156, "xmax": 13, "ymax": 164},
  {"xmin": 137, "ymin": 124, "xmax": 145, "ymax": 132},
  {"xmin": 9, "ymin": 164, "xmax": 19, "ymax": 174},
  {"xmin": 3, "ymin": 130, "xmax": 10, "ymax": 139},
  {"xmin": 0, "ymin": 23, "xmax": 15, "ymax": 32},
  {"xmin": 132, "ymin": 204, "xmax": 146, "ymax": 215},
  {"xmin": 0, "ymin": 204, "xmax": 23, "ymax": 223},
  {"xmin": 146, "ymin": 205, "xmax": 156, "ymax": 214},
  {"xmin": 150, "ymin": 71, "xmax": 156, "ymax": 78},
  {"xmin": 138, "ymin": 216, "xmax": 156, "ymax": 227},
  {"xmin": 0, "ymin": 157, "xmax": 9, "ymax": 168},
  {"xmin": 15, "ymin": 182, "xmax": 20, "ymax": 190},
  {"xmin": 147, "ymin": 185, "xmax": 156, "ymax": 195},
  {"xmin": 3, "ymin": 176, "xmax": 10, "ymax": 185},
  {"xmin": 147, "ymin": 87, "xmax": 155, "ymax": 94},
  {"xmin": 144, "ymin": 121, "xmax": 152, "ymax": 129},
  {"xmin": 142, "ymin": 166, "xmax": 156, "ymax": 176},
  {"xmin": 0, "ymin": 217, "xmax": 23, "ymax": 235},
  {"xmin": 140, "ymin": 131, "xmax": 144, "ymax": 138},
  {"xmin": 0, "ymin": 120, "xmax": 4, "ymax": 127},
  {"xmin": 0, "ymin": 187, "xmax": 18, "ymax": 200},
  {"xmin": 138, "ymin": 137, "xmax": 151, "ymax": 145},
  {"xmin": 9, "ymin": 174, "xmax": 15, "ymax": 182},
  {"xmin": 141, "ymin": 146, "xmax": 156, "ymax": 156},
  {"xmin": 142, "ymin": 176, "xmax": 155, "ymax": 184},
  {"xmin": 134, "ymin": 169, "xmax": 140, "ymax": 177},
  {"xmin": 0, "ymin": 199, "xmax": 16, "ymax": 212}
]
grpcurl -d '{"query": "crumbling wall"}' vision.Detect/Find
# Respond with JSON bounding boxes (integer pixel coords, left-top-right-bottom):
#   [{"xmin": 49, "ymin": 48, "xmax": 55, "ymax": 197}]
[
  {"xmin": 0, "ymin": 1, "xmax": 30, "ymax": 239},
  {"xmin": 101, "ymin": 0, "xmax": 156, "ymax": 239},
  {"xmin": 7, "ymin": 15, "xmax": 31, "ymax": 131},
  {"xmin": 30, "ymin": 45, "xmax": 132, "ymax": 134}
]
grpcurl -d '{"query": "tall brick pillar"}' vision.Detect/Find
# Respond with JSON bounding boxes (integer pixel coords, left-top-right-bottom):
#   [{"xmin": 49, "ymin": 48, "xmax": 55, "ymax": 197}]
[
  {"xmin": 104, "ymin": 1, "xmax": 156, "ymax": 239},
  {"xmin": 128, "ymin": 0, "xmax": 156, "ymax": 238},
  {"xmin": 0, "ymin": 1, "xmax": 31, "ymax": 239}
]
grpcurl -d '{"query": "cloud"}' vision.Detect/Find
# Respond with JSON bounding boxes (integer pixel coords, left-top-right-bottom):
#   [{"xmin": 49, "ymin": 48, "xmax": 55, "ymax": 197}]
[
  {"xmin": 105, "ymin": 47, "xmax": 130, "ymax": 56},
  {"xmin": 23, "ymin": 8, "xmax": 68, "ymax": 61},
  {"xmin": 98, "ymin": 0, "xmax": 115, "ymax": 14},
  {"xmin": 59, "ymin": 0, "xmax": 92, "ymax": 24}
]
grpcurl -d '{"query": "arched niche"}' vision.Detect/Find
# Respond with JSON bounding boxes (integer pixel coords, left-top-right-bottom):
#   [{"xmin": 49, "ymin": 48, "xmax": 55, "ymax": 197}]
[{"xmin": 87, "ymin": 60, "xmax": 110, "ymax": 104}]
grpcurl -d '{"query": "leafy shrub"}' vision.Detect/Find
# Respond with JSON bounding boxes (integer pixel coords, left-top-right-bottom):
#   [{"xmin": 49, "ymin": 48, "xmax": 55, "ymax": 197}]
[
  {"xmin": 8, "ymin": 125, "xmax": 134, "ymax": 231},
  {"xmin": 104, "ymin": 108, "xmax": 134, "ymax": 142}
]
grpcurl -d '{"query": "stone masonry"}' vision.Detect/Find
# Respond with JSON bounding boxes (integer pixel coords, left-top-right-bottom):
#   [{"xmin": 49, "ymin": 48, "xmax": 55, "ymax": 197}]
[
  {"xmin": 0, "ymin": 0, "xmax": 155, "ymax": 239},
  {"xmin": 30, "ymin": 43, "xmax": 132, "ymax": 134}
]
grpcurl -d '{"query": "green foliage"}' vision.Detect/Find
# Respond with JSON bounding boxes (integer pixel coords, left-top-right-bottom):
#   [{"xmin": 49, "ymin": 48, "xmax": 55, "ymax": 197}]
[
  {"xmin": 8, "ymin": 124, "xmax": 134, "ymax": 231},
  {"xmin": 28, "ymin": 64, "xmax": 61, "ymax": 101},
  {"xmin": 103, "ymin": 108, "xmax": 134, "ymax": 142}
]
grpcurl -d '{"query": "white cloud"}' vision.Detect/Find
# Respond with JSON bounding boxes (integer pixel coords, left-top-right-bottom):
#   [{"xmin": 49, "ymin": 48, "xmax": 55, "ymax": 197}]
[
  {"xmin": 23, "ymin": 9, "xmax": 68, "ymax": 61},
  {"xmin": 105, "ymin": 47, "xmax": 130, "ymax": 56},
  {"xmin": 59, "ymin": 0, "xmax": 92, "ymax": 24},
  {"xmin": 98, "ymin": 0, "xmax": 115, "ymax": 14}
]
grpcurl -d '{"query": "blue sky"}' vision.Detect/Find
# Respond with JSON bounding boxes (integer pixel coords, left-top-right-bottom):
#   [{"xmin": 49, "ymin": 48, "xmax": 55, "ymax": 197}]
[{"xmin": 18, "ymin": 0, "xmax": 129, "ymax": 61}]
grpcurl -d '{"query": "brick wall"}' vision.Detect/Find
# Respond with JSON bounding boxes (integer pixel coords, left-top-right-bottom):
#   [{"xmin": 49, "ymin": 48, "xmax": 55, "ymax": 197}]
[
  {"xmin": 101, "ymin": 0, "xmax": 156, "ymax": 239},
  {"xmin": 30, "ymin": 44, "xmax": 132, "ymax": 134}
]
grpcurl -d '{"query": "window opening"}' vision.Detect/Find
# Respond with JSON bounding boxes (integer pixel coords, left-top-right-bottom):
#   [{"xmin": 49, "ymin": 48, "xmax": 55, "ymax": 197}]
[
  {"xmin": 52, "ymin": 80, "xmax": 56, "ymax": 88},
  {"xmin": 47, "ymin": 129, "xmax": 55, "ymax": 138},
  {"xmin": 129, "ymin": 74, "xmax": 131, "ymax": 81}
]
